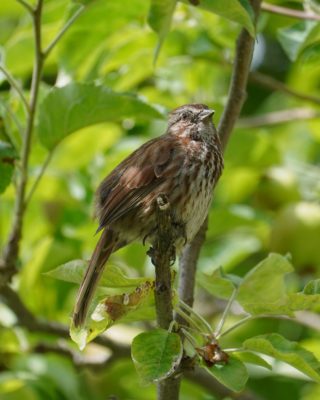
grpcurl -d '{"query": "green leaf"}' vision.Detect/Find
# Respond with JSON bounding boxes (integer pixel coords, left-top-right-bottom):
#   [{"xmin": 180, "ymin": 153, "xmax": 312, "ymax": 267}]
[
  {"xmin": 278, "ymin": 21, "xmax": 318, "ymax": 62},
  {"xmin": 205, "ymin": 356, "xmax": 248, "ymax": 392},
  {"xmin": 131, "ymin": 329, "xmax": 183, "ymax": 383},
  {"xmin": 237, "ymin": 253, "xmax": 294, "ymax": 315},
  {"xmin": 70, "ymin": 280, "xmax": 156, "ymax": 349},
  {"xmin": 0, "ymin": 141, "xmax": 17, "ymax": 194},
  {"xmin": 45, "ymin": 259, "xmax": 148, "ymax": 290},
  {"xmin": 303, "ymin": 279, "xmax": 320, "ymax": 295},
  {"xmin": 148, "ymin": 0, "xmax": 177, "ymax": 61},
  {"xmin": 233, "ymin": 351, "xmax": 272, "ymax": 370},
  {"xmin": 182, "ymin": 0, "xmax": 255, "ymax": 36},
  {"xmin": 37, "ymin": 82, "xmax": 163, "ymax": 150},
  {"xmin": 197, "ymin": 267, "xmax": 236, "ymax": 299},
  {"xmin": 244, "ymin": 334, "xmax": 320, "ymax": 383}
]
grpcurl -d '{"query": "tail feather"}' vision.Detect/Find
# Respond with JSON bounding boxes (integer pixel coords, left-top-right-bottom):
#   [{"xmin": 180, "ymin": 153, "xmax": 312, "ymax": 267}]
[{"xmin": 73, "ymin": 229, "xmax": 115, "ymax": 328}]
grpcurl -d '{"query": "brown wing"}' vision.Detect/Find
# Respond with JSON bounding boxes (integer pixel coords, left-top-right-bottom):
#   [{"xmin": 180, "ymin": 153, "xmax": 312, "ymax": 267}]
[{"xmin": 96, "ymin": 134, "xmax": 184, "ymax": 231}]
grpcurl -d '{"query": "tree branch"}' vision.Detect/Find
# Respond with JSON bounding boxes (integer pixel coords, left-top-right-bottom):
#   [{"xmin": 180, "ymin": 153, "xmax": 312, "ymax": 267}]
[
  {"xmin": 149, "ymin": 194, "xmax": 180, "ymax": 400},
  {"xmin": 16, "ymin": 0, "xmax": 34, "ymax": 14},
  {"xmin": 1, "ymin": 0, "xmax": 44, "ymax": 284},
  {"xmin": 43, "ymin": 5, "xmax": 85, "ymax": 58},
  {"xmin": 218, "ymin": 0, "xmax": 262, "ymax": 149},
  {"xmin": 250, "ymin": 71, "xmax": 320, "ymax": 106},
  {"xmin": 0, "ymin": 65, "xmax": 30, "ymax": 114},
  {"xmin": 261, "ymin": 2, "xmax": 320, "ymax": 22},
  {"xmin": 237, "ymin": 107, "xmax": 320, "ymax": 128}
]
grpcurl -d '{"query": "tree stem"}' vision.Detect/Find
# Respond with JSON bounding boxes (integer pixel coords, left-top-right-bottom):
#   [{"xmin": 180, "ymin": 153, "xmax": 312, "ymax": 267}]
[{"xmin": 1, "ymin": 0, "xmax": 44, "ymax": 283}]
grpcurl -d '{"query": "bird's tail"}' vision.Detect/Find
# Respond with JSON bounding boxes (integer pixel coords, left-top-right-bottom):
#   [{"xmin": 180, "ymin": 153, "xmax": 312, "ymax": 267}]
[{"xmin": 73, "ymin": 229, "xmax": 116, "ymax": 328}]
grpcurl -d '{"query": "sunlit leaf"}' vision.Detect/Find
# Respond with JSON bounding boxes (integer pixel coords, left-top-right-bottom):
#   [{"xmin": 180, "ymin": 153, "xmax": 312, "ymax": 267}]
[
  {"xmin": 205, "ymin": 356, "xmax": 248, "ymax": 392},
  {"xmin": 37, "ymin": 82, "xmax": 163, "ymax": 150},
  {"xmin": 182, "ymin": 0, "xmax": 255, "ymax": 36},
  {"xmin": 244, "ymin": 334, "xmax": 320, "ymax": 383},
  {"xmin": 233, "ymin": 351, "xmax": 272, "ymax": 370},
  {"xmin": 45, "ymin": 259, "xmax": 148, "ymax": 290},
  {"xmin": 197, "ymin": 267, "xmax": 237, "ymax": 299},
  {"xmin": 237, "ymin": 253, "xmax": 293, "ymax": 315},
  {"xmin": 131, "ymin": 329, "xmax": 183, "ymax": 383},
  {"xmin": 148, "ymin": 0, "xmax": 177, "ymax": 61},
  {"xmin": 278, "ymin": 21, "xmax": 318, "ymax": 62}
]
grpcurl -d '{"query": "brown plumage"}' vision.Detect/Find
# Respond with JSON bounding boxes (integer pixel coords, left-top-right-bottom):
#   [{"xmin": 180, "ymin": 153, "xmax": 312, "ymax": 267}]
[{"xmin": 73, "ymin": 104, "xmax": 224, "ymax": 328}]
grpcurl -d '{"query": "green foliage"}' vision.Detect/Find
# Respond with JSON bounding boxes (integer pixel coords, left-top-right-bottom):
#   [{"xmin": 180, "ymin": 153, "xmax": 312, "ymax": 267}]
[
  {"xmin": 205, "ymin": 356, "xmax": 248, "ymax": 392},
  {"xmin": 131, "ymin": 329, "xmax": 183, "ymax": 383},
  {"xmin": 37, "ymin": 83, "xmax": 162, "ymax": 150},
  {"xmin": 244, "ymin": 334, "xmax": 320, "ymax": 383},
  {"xmin": 1, "ymin": 0, "xmax": 320, "ymax": 398}
]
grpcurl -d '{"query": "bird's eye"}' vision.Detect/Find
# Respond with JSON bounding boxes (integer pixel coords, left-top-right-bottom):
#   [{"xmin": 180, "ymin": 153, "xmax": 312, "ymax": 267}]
[{"xmin": 182, "ymin": 111, "xmax": 191, "ymax": 120}]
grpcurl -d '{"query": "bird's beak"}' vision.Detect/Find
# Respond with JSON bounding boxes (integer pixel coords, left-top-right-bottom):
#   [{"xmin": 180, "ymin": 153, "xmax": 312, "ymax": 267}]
[{"xmin": 200, "ymin": 109, "xmax": 215, "ymax": 121}]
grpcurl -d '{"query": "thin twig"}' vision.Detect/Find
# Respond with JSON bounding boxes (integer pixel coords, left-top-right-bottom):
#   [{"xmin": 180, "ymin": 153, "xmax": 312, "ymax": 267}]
[
  {"xmin": 214, "ymin": 288, "xmax": 238, "ymax": 337},
  {"xmin": 250, "ymin": 71, "xmax": 320, "ymax": 106},
  {"xmin": 261, "ymin": 2, "xmax": 320, "ymax": 22},
  {"xmin": 25, "ymin": 150, "xmax": 54, "ymax": 205},
  {"xmin": 16, "ymin": 0, "xmax": 34, "ymax": 14},
  {"xmin": 218, "ymin": 0, "xmax": 262, "ymax": 149},
  {"xmin": 0, "ymin": 65, "xmax": 30, "ymax": 114},
  {"xmin": 1, "ymin": 0, "xmax": 44, "ymax": 284},
  {"xmin": 237, "ymin": 107, "xmax": 320, "ymax": 128},
  {"xmin": 43, "ymin": 5, "xmax": 85, "ymax": 58}
]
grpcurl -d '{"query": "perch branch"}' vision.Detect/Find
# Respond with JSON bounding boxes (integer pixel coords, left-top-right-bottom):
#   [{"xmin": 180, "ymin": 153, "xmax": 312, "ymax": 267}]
[{"xmin": 149, "ymin": 194, "xmax": 180, "ymax": 400}]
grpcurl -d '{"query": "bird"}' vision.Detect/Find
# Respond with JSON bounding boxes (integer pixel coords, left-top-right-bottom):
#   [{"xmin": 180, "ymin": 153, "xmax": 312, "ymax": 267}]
[{"xmin": 73, "ymin": 103, "xmax": 224, "ymax": 328}]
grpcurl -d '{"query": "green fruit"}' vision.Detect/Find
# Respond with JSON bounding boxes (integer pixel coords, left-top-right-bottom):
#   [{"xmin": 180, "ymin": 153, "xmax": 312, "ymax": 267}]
[{"xmin": 270, "ymin": 202, "xmax": 320, "ymax": 269}]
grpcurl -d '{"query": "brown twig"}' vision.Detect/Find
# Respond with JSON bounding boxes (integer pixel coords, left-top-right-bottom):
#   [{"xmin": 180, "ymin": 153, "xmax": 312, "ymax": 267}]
[
  {"xmin": 237, "ymin": 107, "xmax": 320, "ymax": 128},
  {"xmin": 149, "ymin": 194, "xmax": 180, "ymax": 400},
  {"xmin": 261, "ymin": 2, "xmax": 320, "ymax": 22},
  {"xmin": 250, "ymin": 71, "xmax": 320, "ymax": 106}
]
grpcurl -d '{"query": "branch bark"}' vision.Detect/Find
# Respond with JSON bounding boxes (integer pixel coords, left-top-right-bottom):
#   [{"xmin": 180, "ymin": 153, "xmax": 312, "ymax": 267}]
[{"xmin": 149, "ymin": 194, "xmax": 180, "ymax": 400}]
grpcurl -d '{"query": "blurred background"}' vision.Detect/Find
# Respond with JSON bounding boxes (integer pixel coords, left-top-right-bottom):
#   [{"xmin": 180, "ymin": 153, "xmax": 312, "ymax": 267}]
[{"xmin": 0, "ymin": 0, "xmax": 320, "ymax": 399}]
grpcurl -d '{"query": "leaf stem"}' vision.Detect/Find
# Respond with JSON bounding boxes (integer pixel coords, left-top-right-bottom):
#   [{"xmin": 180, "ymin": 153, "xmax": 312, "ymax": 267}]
[
  {"xmin": 0, "ymin": 65, "xmax": 30, "ymax": 114},
  {"xmin": 215, "ymin": 288, "xmax": 238, "ymax": 337},
  {"xmin": 16, "ymin": 0, "xmax": 34, "ymax": 14},
  {"xmin": 179, "ymin": 300, "xmax": 213, "ymax": 335},
  {"xmin": 25, "ymin": 150, "xmax": 54, "ymax": 205},
  {"xmin": 43, "ymin": 5, "xmax": 85, "ymax": 58}
]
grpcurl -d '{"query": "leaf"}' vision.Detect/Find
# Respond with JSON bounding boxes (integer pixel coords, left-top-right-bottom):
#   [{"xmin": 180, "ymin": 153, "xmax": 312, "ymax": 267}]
[
  {"xmin": 237, "ymin": 253, "xmax": 294, "ymax": 315},
  {"xmin": 197, "ymin": 267, "xmax": 236, "ymax": 299},
  {"xmin": 45, "ymin": 259, "xmax": 148, "ymax": 290},
  {"xmin": 70, "ymin": 280, "xmax": 156, "ymax": 349},
  {"xmin": 131, "ymin": 329, "xmax": 183, "ymax": 383},
  {"xmin": 0, "ymin": 141, "xmax": 17, "ymax": 194},
  {"xmin": 182, "ymin": 0, "xmax": 255, "ymax": 36},
  {"xmin": 243, "ymin": 334, "xmax": 320, "ymax": 383},
  {"xmin": 278, "ymin": 21, "xmax": 318, "ymax": 62},
  {"xmin": 37, "ymin": 82, "xmax": 163, "ymax": 150},
  {"xmin": 233, "ymin": 351, "xmax": 272, "ymax": 370},
  {"xmin": 148, "ymin": 0, "xmax": 177, "ymax": 61},
  {"xmin": 303, "ymin": 279, "xmax": 320, "ymax": 295},
  {"xmin": 205, "ymin": 356, "xmax": 248, "ymax": 392}
]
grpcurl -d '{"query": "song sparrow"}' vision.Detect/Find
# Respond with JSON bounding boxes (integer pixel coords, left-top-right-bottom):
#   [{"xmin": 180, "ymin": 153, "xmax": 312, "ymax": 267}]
[{"xmin": 73, "ymin": 104, "xmax": 224, "ymax": 327}]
